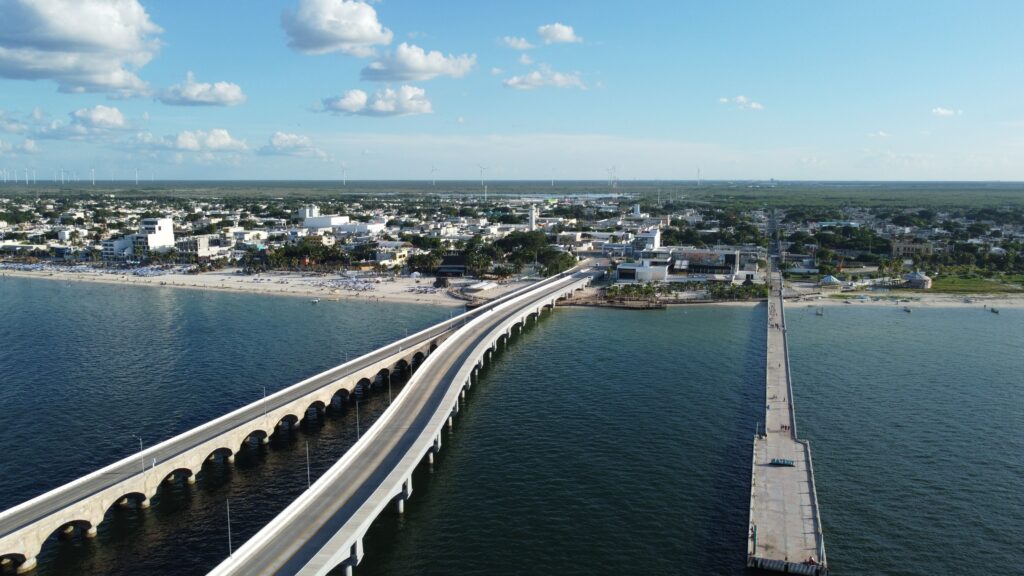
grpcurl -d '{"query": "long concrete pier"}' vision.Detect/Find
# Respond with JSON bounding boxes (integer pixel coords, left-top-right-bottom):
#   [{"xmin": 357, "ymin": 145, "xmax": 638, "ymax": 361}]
[{"xmin": 747, "ymin": 267, "xmax": 828, "ymax": 575}]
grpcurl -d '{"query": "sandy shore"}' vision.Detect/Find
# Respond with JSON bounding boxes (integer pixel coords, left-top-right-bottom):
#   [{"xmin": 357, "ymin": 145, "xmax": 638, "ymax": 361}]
[
  {"xmin": 1, "ymin": 267, "xmax": 535, "ymax": 308},
  {"xmin": 787, "ymin": 289, "xmax": 1024, "ymax": 309}
]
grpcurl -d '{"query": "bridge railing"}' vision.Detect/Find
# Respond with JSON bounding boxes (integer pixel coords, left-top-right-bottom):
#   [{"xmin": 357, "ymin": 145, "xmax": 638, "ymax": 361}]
[{"xmin": 210, "ymin": 271, "xmax": 592, "ymax": 575}]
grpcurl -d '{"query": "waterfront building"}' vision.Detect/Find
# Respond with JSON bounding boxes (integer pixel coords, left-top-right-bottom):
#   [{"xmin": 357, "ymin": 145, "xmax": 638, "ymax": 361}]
[{"xmin": 904, "ymin": 271, "xmax": 933, "ymax": 289}]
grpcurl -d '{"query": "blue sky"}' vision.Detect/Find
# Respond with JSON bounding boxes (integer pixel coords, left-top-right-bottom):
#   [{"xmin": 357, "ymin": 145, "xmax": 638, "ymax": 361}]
[{"xmin": 0, "ymin": 0, "xmax": 1021, "ymax": 181}]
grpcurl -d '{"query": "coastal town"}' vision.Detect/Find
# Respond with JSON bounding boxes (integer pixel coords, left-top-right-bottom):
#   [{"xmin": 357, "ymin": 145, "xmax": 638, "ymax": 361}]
[{"xmin": 2, "ymin": 184, "xmax": 1022, "ymax": 308}]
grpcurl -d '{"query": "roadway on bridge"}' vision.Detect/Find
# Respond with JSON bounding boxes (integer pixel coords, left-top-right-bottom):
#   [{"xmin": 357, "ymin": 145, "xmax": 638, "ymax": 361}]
[{"xmin": 214, "ymin": 273, "xmax": 588, "ymax": 576}]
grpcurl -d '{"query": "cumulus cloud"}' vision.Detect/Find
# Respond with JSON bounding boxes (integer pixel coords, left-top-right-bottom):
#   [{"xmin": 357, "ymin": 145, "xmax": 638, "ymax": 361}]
[
  {"xmin": 537, "ymin": 22, "xmax": 582, "ymax": 44},
  {"xmin": 0, "ymin": 0, "xmax": 161, "ymax": 96},
  {"xmin": 503, "ymin": 65, "xmax": 585, "ymax": 90},
  {"xmin": 281, "ymin": 0, "xmax": 393, "ymax": 57},
  {"xmin": 159, "ymin": 72, "xmax": 246, "ymax": 106},
  {"xmin": 490, "ymin": 67, "xmax": 504, "ymax": 76},
  {"xmin": 932, "ymin": 106, "xmax": 962, "ymax": 117},
  {"xmin": 72, "ymin": 104, "xmax": 126, "ymax": 129},
  {"xmin": 720, "ymin": 95, "xmax": 764, "ymax": 110},
  {"xmin": 502, "ymin": 36, "xmax": 533, "ymax": 50},
  {"xmin": 258, "ymin": 131, "xmax": 327, "ymax": 159},
  {"xmin": 0, "ymin": 138, "xmax": 38, "ymax": 155},
  {"xmin": 321, "ymin": 85, "xmax": 433, "ymax": 116},
  {"xmin": 175, "ymin": 128, "xmax": 246, "ymax": 151},
  {"xmin": 36, "ymin": 104, "xmax": 129, "ymax": 139},
  {"xmin": 361, "ymin": 43, "xmax": 475, "ymax": 81},
  {"xmin": 518, "ymin": 53, "xmax": 533, "ymax": 65},
  {"xmin": 0, "ymin": 110, "xmax": 29, "ymax": 134},
  {"xmin": 867, "ymin": 130, "xmax": 891, "ymax": 138}
]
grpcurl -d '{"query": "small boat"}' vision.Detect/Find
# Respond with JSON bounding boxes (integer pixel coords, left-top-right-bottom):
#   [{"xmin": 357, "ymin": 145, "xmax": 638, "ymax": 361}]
[
  {"xmin": 311, "ymin": 298, "xmax": 320, "ymax": 304},
  {"xmin": 815, "ymin": 307, "xmax": 824, "ymax": 316},
  {"xmin": 770, "ymin": 458, "xmax": 795, "ymax": 467},
  {"xmin": 991, "ymin": 308, "xmax": 999, "ymax": 314},
  {"xmin": 903, "ymin": 306, "xmax": 911, "ymax": 313}
]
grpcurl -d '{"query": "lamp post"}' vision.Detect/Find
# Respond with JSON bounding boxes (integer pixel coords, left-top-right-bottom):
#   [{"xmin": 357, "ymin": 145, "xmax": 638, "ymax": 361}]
[{"xmin": 131, "ymin": 434, "xmax": 144, "ymax": 474}]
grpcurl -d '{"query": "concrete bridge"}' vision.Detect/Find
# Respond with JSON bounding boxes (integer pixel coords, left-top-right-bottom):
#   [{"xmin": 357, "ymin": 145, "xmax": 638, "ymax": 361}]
[
  {"xmin": 747, "ymin": 228, "xmax": 828, "ymax": 575},
  {"xmin": 0, "ymin": 270, "xmax": 590, "ymax": 575},
  {"xmin": 208, "ymin": 270, "xmax": 593, "ymax": 576}
]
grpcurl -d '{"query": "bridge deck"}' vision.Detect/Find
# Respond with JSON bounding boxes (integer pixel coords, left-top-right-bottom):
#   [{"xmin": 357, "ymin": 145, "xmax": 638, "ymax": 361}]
[
  {"xmin": 211, "ymin": 273, "xmax": 590, "ymax": 575},
  {"xmin": 748, "ymin": 271, "xmax": 827, "ymax": 574}
]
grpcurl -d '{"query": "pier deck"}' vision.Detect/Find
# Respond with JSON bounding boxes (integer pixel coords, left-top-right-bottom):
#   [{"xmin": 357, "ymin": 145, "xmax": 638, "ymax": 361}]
[{"xmin": 748, "ymin": 270, "xmax": 827, "ymax": 575}]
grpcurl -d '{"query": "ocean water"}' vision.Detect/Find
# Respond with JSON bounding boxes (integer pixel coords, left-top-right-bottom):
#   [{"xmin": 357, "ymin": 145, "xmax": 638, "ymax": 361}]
[{"xmin": 1, "ymin": 276, "xmax": 1020, "ymax": 575}]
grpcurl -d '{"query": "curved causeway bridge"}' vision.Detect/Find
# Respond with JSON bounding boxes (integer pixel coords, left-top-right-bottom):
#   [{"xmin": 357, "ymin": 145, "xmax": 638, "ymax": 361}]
[
  {"xmin": 0, "ymin": 269, "xmax": 591, "ymax": 575},
  {"xmin": 208, "ymin": 270, "xmax": 593, "ymax": 576}
]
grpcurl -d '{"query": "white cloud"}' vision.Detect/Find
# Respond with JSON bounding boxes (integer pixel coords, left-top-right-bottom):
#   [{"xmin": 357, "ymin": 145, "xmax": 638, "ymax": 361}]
[
  {"xmin": 0, "ymin": 0, "xmax": 161, "ymax": 96},
  {"xmin": 502, "ymin": 36, "xmax": 533, "ymax": 50},
  {"xmin": 537, "ymin": 22, "xmax": 582, "ymax": 44},
  {"xmin": 490, "ymin": 67, "xmax": 504, "ymax": 76},
  {"xmin": 72, "ymin": 104, "xmax": 126, "ymax": 129},
  {"xmin": 281, "ymin": 0, "xmax": 393, "ymax": 57},
  {"xmin": 321, "ymin": 85, "xmax": 433, "ymax": 116},
  {"xmin": 867, "ymin": 130, "xmax": 891, "ymax": 138},
  {"xmin": 932, "ymin": 106, "xmax": 962, "ymax": 117},
  {"xmin": 0, "ymin": 110, "xmax": 28, "ymax": 134},
  {"xmin": 174, "ymin": 129, "xmax": 247, "ymax": 151},
  {"xmin": 720, "ymin": 95, "xmax": 764, "ymax": 110},
  {"xmin": 518, "ymin": 53, "xmax": 533, "ymax": 65},
  {"xmin": 159, "ymin": 72, "xmax": 246, "ymax": 106},
  {"xmin": 0, "ymin": 137, "xmax": 38, "ymax": 155},
  {"xmin": 503, "ymin": 65, "xmax": 585, "ymax": 90},
  {"xmin": 361, "ymin": 42, "xmax": 475, "ymax": 81},
  {"xmin": 259, "ymin": 131, "xmax": 327, "ymax": 159},
  {"xmin": 38, "ymin": 104, "xmax": 130, "ymax": 139}
]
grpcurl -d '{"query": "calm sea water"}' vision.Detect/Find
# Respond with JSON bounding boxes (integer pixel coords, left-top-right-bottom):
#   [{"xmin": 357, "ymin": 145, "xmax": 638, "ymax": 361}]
[{"xmin": 1, "ymin": 276, "xmax": 1020, "ymax": 575}]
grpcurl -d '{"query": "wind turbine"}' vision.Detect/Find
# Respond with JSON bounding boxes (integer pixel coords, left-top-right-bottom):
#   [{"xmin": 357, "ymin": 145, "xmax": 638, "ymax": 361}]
[
  {"xmin": 606, "ymin": 165, "xmax": 618, "ymax": 189},
  {"xmin": 91, "ymin": 167, "xmax": 95, "ymax": 186},
  {"xmin": 341, "ymin": 162, "xmax": 348, "ymax": 186},
  {"xmin": 476, "ymin": 164, "xmax": 488, "ymax": 201},
  {"xmin": 430, "ymin": 165, "xmax": 438, "ymax": 186}
]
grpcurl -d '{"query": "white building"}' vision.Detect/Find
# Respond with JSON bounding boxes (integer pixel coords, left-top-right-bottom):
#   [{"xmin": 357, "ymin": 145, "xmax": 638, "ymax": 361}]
[
  {"xmin": 133, "ymin": 217, "xmax": 176, "ymax": 255},
  {"xmin": 305, "ymin": 214, "xmax": 350, "ymax": 228},
  {"xmin": 296, "ymin": 205, "xmax": 320, "ymax": 220}
]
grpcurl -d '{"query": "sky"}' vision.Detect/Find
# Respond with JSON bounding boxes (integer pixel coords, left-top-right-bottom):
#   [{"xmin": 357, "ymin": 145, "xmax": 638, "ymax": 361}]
[{"xmin": 0, "ymin": 0, "xmax": 1022, "ymax": 182}]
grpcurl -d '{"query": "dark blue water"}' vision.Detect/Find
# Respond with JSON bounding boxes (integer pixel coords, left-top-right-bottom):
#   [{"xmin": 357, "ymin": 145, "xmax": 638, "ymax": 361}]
[
  {"xmin": 0, "ymin": 276, "xmax": 449, "ymax": 575},
  {"xmin": 2, "ymin": 276, "xmax": 1021, "ymax": 575}
]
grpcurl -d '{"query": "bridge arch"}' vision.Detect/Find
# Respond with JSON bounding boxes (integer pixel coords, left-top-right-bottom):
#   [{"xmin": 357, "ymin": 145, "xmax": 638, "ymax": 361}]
[
  {"xmin": 302, "ymin": 401, "xmax": 326, "ymax": 425},
  {"xmin": 354, "ymin": 378, "xmax": 373, "ymax": 399},
  {"xmin": 204, "ymin": 446, "xmax": 235, "ymax": 465},
  {"xmin": 276, "ymin": 413, "xmax": 300, "ymax": 431},
  {"xmin": 410, "ymin": 352, "xmax": 426, "ymax": 372},
  {"xmin": 0, "ymin": 553, "xmax": 30, "ymax": 574},
  {"xmin": 372, "ymin": 368, "xmax": 391, "ymax": 391}
]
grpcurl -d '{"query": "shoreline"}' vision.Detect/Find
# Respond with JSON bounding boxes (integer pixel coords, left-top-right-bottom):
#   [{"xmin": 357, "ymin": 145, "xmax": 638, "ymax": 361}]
[
  {"xmin": 0, "ymin": 267, "xmax": 495, "ymax": 308},
  {"xmin": 787, "ymin": 291, "xmax": 1024, "ymax": 309}
]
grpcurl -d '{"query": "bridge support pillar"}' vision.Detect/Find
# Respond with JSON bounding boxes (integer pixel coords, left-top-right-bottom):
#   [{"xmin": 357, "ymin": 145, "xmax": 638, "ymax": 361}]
[
  {"xmin": 85, "ymin": 526, "xmax": 98, "ymax": 538},
  {"xmin": 460, "ymin": 388, "xmax": 466, "ymax": 401},
  {"xmin": 396, "ymin": 497, "xmax": 405, "ymax": 514},
  {"xmin": 428, "ymin": 450, "xmax": 434, "ymax": 465},
  {"xmin": 15, "ymin": 556, "xmax": 36, "ymax": 574},
  {"xmin": 226, "ymin": 454, "xmax": 235, "ymax": 464},
  {"xmin": 187, "ymin": 474, "xmax": 196, "ymax": 485},
  {"xmin": 62, "ymin": 525, "xmax": 75, "ymax": 536},
  {"xmin": 139, "ymin": 497, "xmax": 150, "ymax": 509},
  {"xmin": 447, "ymin": 415, "xmax": 454, "ymax": 431},
  {"xmin": 343, "ymin": 565, "xmax": 353, "ymax": 576},
  {"xmin": 261, "ymin": 436, "xmax": 270, "ymax": 445}
]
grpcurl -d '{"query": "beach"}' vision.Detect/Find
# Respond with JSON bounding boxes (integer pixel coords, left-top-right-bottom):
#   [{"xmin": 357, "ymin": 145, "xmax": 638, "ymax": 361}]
[{"xmin": 0, "ymin": 265, "xmax": 535, "ymax": 308}]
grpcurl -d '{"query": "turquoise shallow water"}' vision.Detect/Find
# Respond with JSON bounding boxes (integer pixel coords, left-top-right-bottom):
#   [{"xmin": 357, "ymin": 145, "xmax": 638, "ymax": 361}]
[{"xmin": 1, "ymin": 276, "xmax": 1021, "ymax": 575}]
